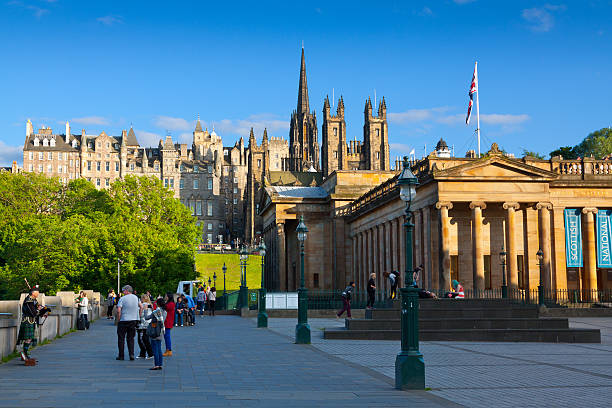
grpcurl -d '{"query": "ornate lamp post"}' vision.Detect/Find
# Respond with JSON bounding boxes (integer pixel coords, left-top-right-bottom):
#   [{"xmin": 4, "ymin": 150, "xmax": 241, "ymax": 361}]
[
  {"xmin": 257, "ymin": 241, "xmax": 268, "ymax": 328},
  {"xmin": 395, "ymin": 156, "xmax": 425, "ymax": 390},
  {"xmin": 222, "ymin": 263, "xmax": 227, "ymax": 310},
  {"xmin": 208, "ymin": 277, "xmax": 212, "ymax": 288},
  {"xmin": 536, "ymin": 249, "xmax": 544, "ymax": 306},
  {"xmin": 213, "ymin": 272, "xmax": 217, "ymax": 288},
  {"xmin": 500, "ymin": 246, "xmax": 508, "ymax": 299},
  {"xmin": 295, "ymin": 216, "xmax": 311, "ymax": 344},
  {"xmin": 239, "ymin": 246, "xmax": 249, "ymax": 310}
]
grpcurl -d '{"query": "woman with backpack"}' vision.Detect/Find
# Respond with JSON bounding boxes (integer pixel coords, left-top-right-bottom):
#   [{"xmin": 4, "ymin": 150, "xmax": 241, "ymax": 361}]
[
  {"xmin": 145, "ymin": 297, "xmax": 166, "ymax": 371},
  {"xmin": 136, "ymin": 294, "xmax": 154, "ymax": 360}
]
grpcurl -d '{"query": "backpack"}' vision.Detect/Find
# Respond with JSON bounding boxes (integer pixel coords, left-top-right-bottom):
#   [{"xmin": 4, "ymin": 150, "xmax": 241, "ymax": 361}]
[{"xmin": 146, "ymin": 314, "xmax": 163, "ymax": 338}]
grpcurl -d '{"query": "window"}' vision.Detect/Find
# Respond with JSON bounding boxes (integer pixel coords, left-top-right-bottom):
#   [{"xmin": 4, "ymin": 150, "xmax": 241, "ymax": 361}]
[
  {"xmin": 207, "ymin": 233, "xmax": 213, "ymax": 244},
  {"xmin": 164, "ymin": 178, "xmax": 169, "ymax": 188},
  {"xmin": 169, "ymin": 178, "xmax": 174, "ymax": 189},
  {"xmin": 517, "ymin": 255, "xmax": 525, "ymax": 289},
  {"xmin": 58, "ymin": 153, "xmax": 63, "ymax": 160},
  {"xmin": 257, "ymin": 159, "xmax": 261, "ymax": 168},
  {"xmin": 154, "ymin": 163, "xmax": 159, "ymax": 171},
  {"xmin": 39, "ymin": 152, "xmax": 43, "ymax": 160},
  {"xmin": 196, "ymin": 201, "xmax": 202, "ymax": 216},
  {"xmin": 450, "ymin": 255, "xmax": 459, "ymax": 282},
  {"xmin": 376, "ymin": 151, "xmax": 380, "ymax": 160},
  {"xmin": 193, "ymin": 164, "xmax": 199, "ymax": 172},
  {"xmin": 48, "ymin": 152, "xmax": 53, "ymax": 160},
  {"xmin": 130, "ymin": 163, "xmax": 135, "ymax": 171},
  {"xmin": 313, "ymin": 273, "xmax": 320, "ymax": 288},
  {"xmin": 107, "ymin": 143, "xmax": 110, "ymax": 149},
  {"xmin": 70, "ymin": 159, "xmax": 73, "ymax": 166},
  {"xmin": 180, "ymin": 164, "xmax": 185, "ymax": 171},
  {"xmin": 484, "ymin": 255, "xmax": 491, "ymax": 290},
  {"xmin": 105, "ymin": 178, "xmax": 110, "ymax": 187},
  {"xmin": 96, "ymin": 178, "xmax": 101, "ymax": 187},
  {"xmin": 96, "ymin": 162, "xmax": 101, "ymax": 171},
  {"xmin": 180, "ymin": 179, "xmax": 185, "ymax": 189},
  {"xmin": 105, "ymin": 162, "xmax": 110, "ymax": 171},
  {"xmin": 334, "ymin": 151, "xmax": 338, "ymax": 159},
  {"xmin": 58, "ymin": 165, "xmax": 63, "ymax": 173},
  {"xmin": 207, "ymin": 201, "xmax": 213, "ymax": 216},
  {"xmin": 233, "ymin": 177, "xmax": 238, "ymax": 183},
  {"xmin": 47, "ymin": 164, "xmax": 52, "ymax": 173},
  {"xmin": 224, "ymin": 150, "xmax": 228, "ymax": 156},
  {"xmin": 207, "ymin": 178, "xmax": 213, "ymax": 190},
  {"xmin": 207, "ymin": 223, "xmax": 213, "ymax": 231},
  {"xmin": 29, "ymin": 152, "xmax": 33, "ymax": 160},
  {"xmin": 43, "ymin": 139, "xmax": 48, "ymax": 147},
  {"xmin": 38, "ymin": 164, "xmax": 43, "ymax": 172},
  {"xmin": 233, "ymin": 198, "xmax": 238, "ymax": 205},
  {"xmin": 233, "ymin": 187, "xmax": 238, "ymax": 194},
  {"xmin": 193, "ymin": 179, "xmax": 199, "ymax": 189},
  {"xmin": 29, "ymin": 164, "xmax": 33, "ymax": 171},
  {"xmin": 87, "ymin": 161, "xmax": 92, "ymax": 171},
  {"xmin": 333, "ymin": 128, "xmax": 337, "ymax": 136},
  {"xmin": 376, "ymin": 129, "xmax": 380, "ymax": 137},
  {"xmin": 115, "ymin": 162, "xmax": 119, "ymax": 171},
  {"xmin": 275, "ymin": 154, "xmax": 279, "ymax": 159},
  {"xmin": 34, "ymin": 138, "xmax": 39, "ymax": 146},
  {"xmin": 219, "ymin": 222, "xmax": 224, "ymax": 229}
]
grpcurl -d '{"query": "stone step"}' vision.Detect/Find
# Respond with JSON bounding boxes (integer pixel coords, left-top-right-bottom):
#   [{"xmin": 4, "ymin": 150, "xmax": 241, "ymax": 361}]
[
  {"xmin": 323, "ymin": 327, "xmax": 601, "ymax": 343},
  {"xmin": 367, "ymin": 308, "xmax": 539, "ymax": 320},
  {"xmin": 418, "ymin": 299, "xmax": 521, "ymax": 310},
  {"xmin": 346, "ymin": 317, "xmax": 570, "ymax": 331}
]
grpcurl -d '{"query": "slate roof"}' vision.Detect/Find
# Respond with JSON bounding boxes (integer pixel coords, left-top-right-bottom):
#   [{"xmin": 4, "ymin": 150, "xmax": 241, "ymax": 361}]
[{"xmin": 267, "ymin": 186, "xmax": 328, "ymax": 199}]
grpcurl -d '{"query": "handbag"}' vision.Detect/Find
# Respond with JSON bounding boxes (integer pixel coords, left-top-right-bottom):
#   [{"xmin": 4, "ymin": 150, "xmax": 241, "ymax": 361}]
[{"xmin": 146, "ymin": 315, "xmax": 162, "ymax": 338}]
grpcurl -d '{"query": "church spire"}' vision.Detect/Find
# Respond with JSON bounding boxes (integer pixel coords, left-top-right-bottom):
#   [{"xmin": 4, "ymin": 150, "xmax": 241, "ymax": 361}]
[{"xmin": 297, "ymin": 47, "xmax": 309, "ymax": 114}]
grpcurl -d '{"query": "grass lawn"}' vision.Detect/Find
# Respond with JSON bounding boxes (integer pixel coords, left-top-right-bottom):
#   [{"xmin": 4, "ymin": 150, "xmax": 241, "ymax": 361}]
[{"xmin": 195, "ymin": 253, "xmax": 262, "ymax": 293}]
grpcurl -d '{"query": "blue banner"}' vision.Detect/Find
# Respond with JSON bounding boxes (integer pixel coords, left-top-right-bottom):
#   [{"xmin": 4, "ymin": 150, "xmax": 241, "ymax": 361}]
[
  {"xmin": 564, "ymin": 209, "xmax": 583, "ymax": 268},
  {"xmin": 597, "ymin": 209, "xmax": 612, "ymax": 268}
]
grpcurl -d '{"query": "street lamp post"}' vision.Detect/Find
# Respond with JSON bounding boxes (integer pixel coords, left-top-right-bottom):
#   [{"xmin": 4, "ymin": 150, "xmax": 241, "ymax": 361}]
[
  {"xmin": 536, "ymin": 249, "xmax": 544, "ymax": 306},
  {"xmin": 117, "ymin": 258, "xmax": 123, "ymax": 294},
  {"xmin": 239, "ymin": 246, "xmax": 249, "ymax": 311},
  {"xmin": 222, "ymin": 263, "xmax": 227, "ymax": 310},
  {"xmin": 500, "ymin": 246, "xmax": 508, "ymax": 299},
  {"xmin": 395, "ymin": 156, "xmax": 425, "ymax": 390},
  {"xmin": 213, "ymin": 272, "xmax": 217, "ymax": 288},
  {"xmin": 257, "ymin": 241, "xmax": 268, "ymax": 328},
  {"xmin": 295, "ymin": 216, "xmax": 311, "ymax": 344}
]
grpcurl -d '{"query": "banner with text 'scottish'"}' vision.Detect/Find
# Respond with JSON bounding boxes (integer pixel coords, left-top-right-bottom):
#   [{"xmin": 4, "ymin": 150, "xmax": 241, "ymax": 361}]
[
  {"xmin": 596, "ymin": 209, "xmax": 612, "ymax": 268},
  {"xmin": 564, "ymin": 209, "xmax": 583, "ymax": 268}
]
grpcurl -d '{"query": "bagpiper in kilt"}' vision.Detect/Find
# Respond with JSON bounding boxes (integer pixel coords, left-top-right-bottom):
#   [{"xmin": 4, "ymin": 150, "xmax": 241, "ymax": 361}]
[{"xmin": 17, "ymin": 286, "xmax": 50, "ymax": 362}]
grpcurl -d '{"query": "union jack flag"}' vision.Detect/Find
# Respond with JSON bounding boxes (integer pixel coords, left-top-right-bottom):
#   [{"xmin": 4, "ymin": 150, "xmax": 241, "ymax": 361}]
[{"xmin": 466, "ymin": 62, "xmax": 478, "ymax": 125}]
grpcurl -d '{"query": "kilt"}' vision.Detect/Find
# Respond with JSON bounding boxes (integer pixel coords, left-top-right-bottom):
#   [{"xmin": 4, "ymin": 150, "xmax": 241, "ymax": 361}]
[{"xmin": 17, "ymin": 321, "xmax": 36, "ymax": 343}]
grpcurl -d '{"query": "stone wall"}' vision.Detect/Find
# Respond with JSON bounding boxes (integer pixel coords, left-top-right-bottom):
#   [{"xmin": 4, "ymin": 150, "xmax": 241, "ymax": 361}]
[{"xmin": 0, "ymin": 290, "xmax": 100, "ymax": 360}]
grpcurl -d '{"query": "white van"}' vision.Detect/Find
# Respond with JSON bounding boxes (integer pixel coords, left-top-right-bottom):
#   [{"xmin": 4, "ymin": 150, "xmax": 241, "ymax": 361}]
[{"xmin": 176, "ymin": 280, "xmax": 202, "ymax": 297}]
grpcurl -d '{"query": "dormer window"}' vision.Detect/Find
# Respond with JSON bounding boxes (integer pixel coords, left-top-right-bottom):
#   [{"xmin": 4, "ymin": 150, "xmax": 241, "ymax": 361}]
[
  {"xmin": 50, "ymin": 138, "xmax": 56, "ymax": 147},
  {"xmin": 224, "ymin": 150, "xmax": 228, "ymax": 156},
  {"xmin": 33, "ymin": 137, "xmax": 39, "ymax": 147},
  {"xmin": 42, "ymin": 138, "xmax": 49, "ymax": 147},
  {"xmin": 72, "ymin": 139, "xmax": 78, "ymax": 148}
]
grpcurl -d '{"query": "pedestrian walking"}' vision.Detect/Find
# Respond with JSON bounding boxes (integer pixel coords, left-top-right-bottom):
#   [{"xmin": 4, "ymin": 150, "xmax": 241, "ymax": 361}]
[
  {"xmin": 116, "ymin": 285, "xmax": 143, "ymax": 361},
  {"xmin": 337, "ymin": 282, "xmax": 355, "ymax": 319},
  {"xmin": 145, "ymin": 297, "xmax": 166, "ymax": 371},
  {"xmin": 184, "ymin": 293, "xmax": 196, "ymax": 326},
  {"xmin": 208, "ymin": 287, "xmax": 216, "ymax": 316},
  {"xmin": 75, "ymin": 291, "xmax": 89, "ymax": 329},
  {"xmin": 366, "ymin": 273, "xmax": 376, "ymax": 309},
  {"xmin": 106, "ymin": 289, "xmax": 116, "ymax": 320},
  {"xmin": 162, "ymin": 293, "xmax": 175, "ymax": 357},
  {"xmin": 386, "ymin": 270, "xmax": 400, "ymax": 299},
  {"xmin": 196, "ymin": 286, "xmax": 206, "ymax": 317},
  {"xmin": 136, "ymin": 294, "xmax": 154, "ymax": 360}
]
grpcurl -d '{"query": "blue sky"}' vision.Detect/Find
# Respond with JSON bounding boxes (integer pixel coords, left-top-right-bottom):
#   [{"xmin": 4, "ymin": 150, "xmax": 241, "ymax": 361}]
[{"xmin": 1, "ymin": 0, "xmax": 611, "ymax": 166}]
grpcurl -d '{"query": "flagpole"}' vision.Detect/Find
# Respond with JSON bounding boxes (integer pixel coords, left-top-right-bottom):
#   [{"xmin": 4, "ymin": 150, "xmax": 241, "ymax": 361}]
[{"xmin": 475, "ymin": 61, "xmax": 480, "ymax": 157}]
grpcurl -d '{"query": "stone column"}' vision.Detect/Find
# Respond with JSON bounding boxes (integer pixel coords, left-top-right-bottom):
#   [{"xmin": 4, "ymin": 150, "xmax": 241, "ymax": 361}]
[
  {"xmin": 377, "ymin": 225, "xmax": 384, "ymax": 296},
  {"xmin": 503, "ymin": 202, "xmax": 520, "ymax": 293},
  {"xmin": 435, "ymin": 201, "xmax": 453, "ymax": 292},
  {"xmin": 582, "ymin": 208, "xmax": 599, "ymax": 299},
  {"xmin": 537, "ymin": 202, "xmax": 553, "ymax": 294},
  {"xmin": 276, "ymin": 222, "xmax": 286, "ymax": 292},
  {"xmin": 470, "ymin": 202, "xmax": 487, "ymax": 295},
  {"xmin": 421, "ymin": 207, "xmax": 432, "ymax": 290},
  {"xmin": 552, "ymin": 207, "xmax": 568, "ymax": 291},
  {"xmin": 391, "ymin": 217, "xmax": 399, "ymax": 289}
]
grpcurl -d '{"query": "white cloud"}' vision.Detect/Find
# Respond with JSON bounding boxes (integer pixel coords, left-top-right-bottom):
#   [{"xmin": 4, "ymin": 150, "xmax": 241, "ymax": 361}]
[
  {"xmin": 134, "ymin": 130, "xmax": 163, "ymax": 147},
  {"xmin": 7, "ymin": 1, "xmax": 49, "ymax": 18},
  {"xmin": 388, "ymin": 107, "xmax": 450, "ymax": 124},
  {"xmin": 153, "ymin": 116, "xmax": 193, "ymax": 132},
  {"xmin": 0, "ymin": 141, "xmax": 23, "ymax": 167},
  {"xmin": 436, "ymin": 113, "xmax": 465, "ymax": 125},
  {"xmin": 97, "ymin": 15, "xmax": 123, "ymax": 26},
  {"xmin": 481, "ymin": 114, "xmax": 530, "ymax": 125},
  {"xmin": 71, "ymin": 116, "xmax": 110, "ymax": 126},
  {"xmin": 390, "ymin": 143, "xmax": 415, "ymax": 155},
  {"xmin": 522, "ymin": 4, "xmax": 565, "ymax": 32}
]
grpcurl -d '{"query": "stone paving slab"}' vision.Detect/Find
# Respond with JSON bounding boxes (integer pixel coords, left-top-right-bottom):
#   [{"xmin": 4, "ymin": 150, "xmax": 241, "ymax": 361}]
[
  {"xmin": 264, "ymin": 316, "xmax": 612, "ymax": 408},
  {"xmin": 0, "ymin": 316, "xmax": 454, "ymax": 407}
]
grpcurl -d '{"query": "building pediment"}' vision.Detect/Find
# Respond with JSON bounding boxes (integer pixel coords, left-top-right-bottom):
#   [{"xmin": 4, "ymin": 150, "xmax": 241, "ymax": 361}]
[{"xmin": 433, "ymin": 156, "xmax": 559, "ymax": 182}]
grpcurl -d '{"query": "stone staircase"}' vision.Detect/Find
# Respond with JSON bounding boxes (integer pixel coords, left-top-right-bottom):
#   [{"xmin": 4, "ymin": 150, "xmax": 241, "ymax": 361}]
[{"xmin": 323, "ymin": 299, "xmax": 601, "ymax": 343}]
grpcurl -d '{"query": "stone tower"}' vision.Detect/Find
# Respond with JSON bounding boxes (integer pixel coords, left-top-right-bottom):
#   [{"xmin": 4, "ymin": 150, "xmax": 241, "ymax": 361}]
[
  {"xmin": 321, "ymin": 96, "xmax": 347, "ymax": 177},
  {"xmin": 288, "ymin": 47, "xmax": 319, "ymax": 172},
  {"xmin": 363, "ymin": 97, "xmax": 390, "ymax": 171}
]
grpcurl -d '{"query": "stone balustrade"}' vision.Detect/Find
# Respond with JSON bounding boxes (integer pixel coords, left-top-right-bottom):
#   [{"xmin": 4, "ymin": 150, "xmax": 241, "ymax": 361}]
[{"xmin": 0, "ymin": 290, "xmax": 101, "ymax": 360}]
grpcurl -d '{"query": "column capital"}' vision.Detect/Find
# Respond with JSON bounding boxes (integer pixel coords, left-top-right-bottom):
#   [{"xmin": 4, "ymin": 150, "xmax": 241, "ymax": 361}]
[
  {"xmin": 503, "ymin": 202, "xmax": 520, "ymax": 210},
  {"xmin": 276, "ymin": 222, "xmax": 285, "ymax": 234},
  {"xmin": 435, "ymin": 201, "xmax": 453, "ymax": 210},
  {"xmin": 536, "ymin": 202, "xmax": 553, "ymax": 210},
  {"xmin": 582, "ymin": 207, "xmax": 598, "ymax": 215},
  {"xmin": 469, "ymin": 201, "xmax": 487, "ymax": 210}
]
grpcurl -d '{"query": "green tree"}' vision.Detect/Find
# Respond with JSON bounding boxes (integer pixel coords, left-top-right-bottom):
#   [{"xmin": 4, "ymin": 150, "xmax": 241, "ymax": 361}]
[
  {"xmin": 549, "ymin": 146, "xmax": 577, "ymax": 159},
  {"xmin": 549, "ymin": 127, "xmax": 612, "ymax": 159},
  {"xmin": 522, "ymin": 149, "xmax": 545, "ymax": 160}
]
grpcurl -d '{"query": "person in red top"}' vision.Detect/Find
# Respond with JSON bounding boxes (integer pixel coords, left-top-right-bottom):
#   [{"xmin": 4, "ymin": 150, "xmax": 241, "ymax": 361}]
[
  {"xmin": 447, "ymin": 280, "xmax": 465, "ymax": 299},
  {"xmin": 162, "ymin": 292, "xmax": 175, "ymax": 357}
]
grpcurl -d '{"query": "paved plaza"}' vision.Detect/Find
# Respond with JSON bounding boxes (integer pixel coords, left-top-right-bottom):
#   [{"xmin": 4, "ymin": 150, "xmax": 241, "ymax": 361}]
[{"xmin": 1, "ymin": 315, "xmax": 611, "ymax": 407}]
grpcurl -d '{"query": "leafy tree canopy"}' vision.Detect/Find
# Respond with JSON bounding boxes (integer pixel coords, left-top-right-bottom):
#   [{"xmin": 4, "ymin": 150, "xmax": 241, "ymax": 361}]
[
  {"xmin": 550, "ymin": 127, "xmax": 612, "ymax": 159},
  {"xmin": 0, "ymin": 173, "xmax": 201, "ymax": 299}
]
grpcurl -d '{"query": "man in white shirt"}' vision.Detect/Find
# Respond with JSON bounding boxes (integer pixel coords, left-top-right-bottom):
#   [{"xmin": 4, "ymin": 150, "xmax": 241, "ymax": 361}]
[{"xmin": 116, "ymin": 285, "xmax": 142, "ymax": 361}]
